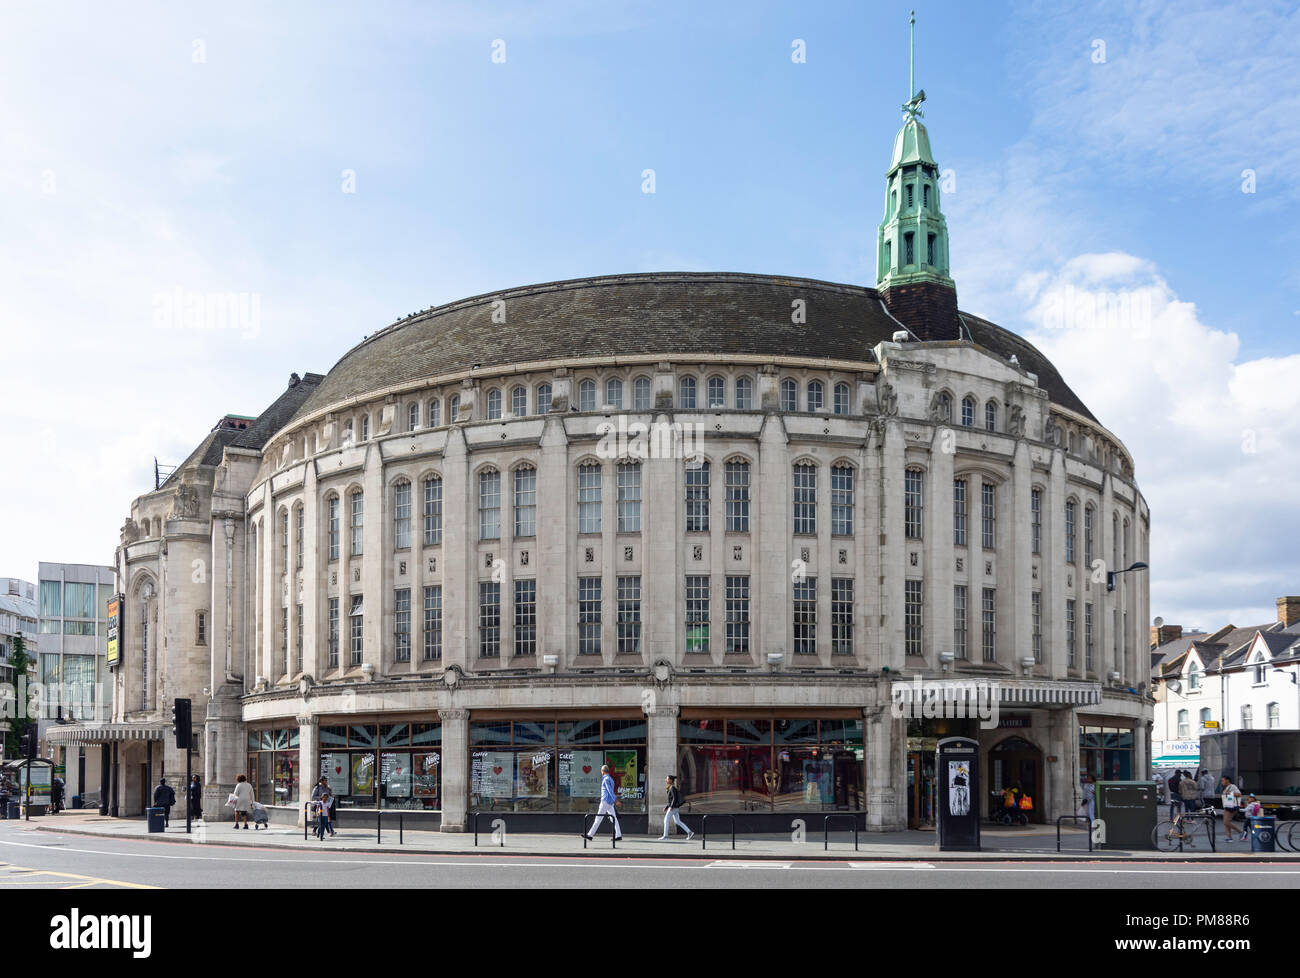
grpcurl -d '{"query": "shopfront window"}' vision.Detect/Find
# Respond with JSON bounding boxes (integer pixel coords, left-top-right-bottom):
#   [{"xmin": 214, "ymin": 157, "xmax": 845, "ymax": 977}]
[
  {"xmin": 469, "ymin": 719, "xmax": 647, "ymax": 814},
  {"xmin": 317, "ymin": 721, "xmax": 442, "ymax": 811},
  {"xmin": 246, "ymin": 727, "xmax": 301, "ymax": 806},
  {"xmin": 677, "ymin": 716, "xmax": 864, "ymax": 812},
  {"xmin": 1079, "ymin": 723, "xmax": 1134, "ymax": 781}
]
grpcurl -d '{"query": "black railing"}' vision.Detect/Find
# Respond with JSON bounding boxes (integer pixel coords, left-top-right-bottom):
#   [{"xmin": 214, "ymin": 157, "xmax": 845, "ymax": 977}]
[
  {"xmin": 824, "ymin": 814, "xmax": 859, "ymax": 851},
  {"xmin": 1055, "ymin": 814, "xmax": 1093, "ymax": 853},
  {"xmin": 581, "ymin": 812, "xmax": 618, "ymax": 849},
  {"xmin": 700, "ymin": 814, "xmax": 735, "ymax": 851},
  {"xmin": 472, "ymin": 811, "xmax": 508, "ymax": 848},
  {"xmin": 377, "ymin": 811, "xmax": 403, "ymax": 845}
]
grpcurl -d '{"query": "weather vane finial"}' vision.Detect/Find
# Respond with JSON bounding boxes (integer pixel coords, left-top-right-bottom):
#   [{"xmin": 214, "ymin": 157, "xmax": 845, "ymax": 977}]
[{"xmin": 902, "ymin": 10, "xmax": 926, "ymax": 120}]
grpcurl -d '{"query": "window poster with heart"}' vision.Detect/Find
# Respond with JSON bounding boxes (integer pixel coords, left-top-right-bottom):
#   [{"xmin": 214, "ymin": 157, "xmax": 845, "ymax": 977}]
[
  {"xmin": 471, "ymin": 750, "xmax": 514, "ymax": 798},
  {"xmin": 321, "ymin": 752, "xmax": 350, "ymax": 795},
  {"xmin": 562, "ymin": 750, "xmax": 604, "ymax": 797}
]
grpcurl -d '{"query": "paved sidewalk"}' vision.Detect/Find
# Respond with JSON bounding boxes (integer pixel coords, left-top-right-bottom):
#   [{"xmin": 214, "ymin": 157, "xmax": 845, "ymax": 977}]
[{"xmin": 23, "ymin": 811, "xmax": 1294, "ymax": 861}]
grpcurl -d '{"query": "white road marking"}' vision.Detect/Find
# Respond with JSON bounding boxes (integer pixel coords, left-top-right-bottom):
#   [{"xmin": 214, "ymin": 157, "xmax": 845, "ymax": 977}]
[
  {"xmin": 708, "ymin": 861, "xmax": 792, "ymax": 869},
  {"xmin": 1, "ymin": 837, "xmax": 1298, "ymax": 874},
  {"xmin": 847, "ymin": 862, "xmax": 936, "ymax": 869}
]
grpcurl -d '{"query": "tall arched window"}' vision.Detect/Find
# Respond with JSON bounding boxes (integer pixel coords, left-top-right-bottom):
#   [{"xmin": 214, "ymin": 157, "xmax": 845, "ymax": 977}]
[
  {"xmin": 605, "ymin": 378, "xmax": 623, "ymax": 409},
  {"xmin": 706, "ymin": 376, "xmax": 725, "ymax": 408},
  {"xmin": 807, "ymin": 380, "xmax": 824, "ymax": 412},
  {"xmin": 678, "ymin": 376, "xmax": 697, "ymax": 409},
  {"xmin": 486, "ymin": 388, "xmax": 502, "ymax": 420},
  {"xmin": 360, "ymin": 414, "xmax": 370, "ymax": 441},
  {"xmin": 448, "ymin": 394, "xmax": 460, "ymax": 420},
  {"xmin": 349, "ymin": 490, "xmax": 364, "ymax": 556},
  {"xmin": 961, "ymin": 396, "xmax": 976, "ymax": 427},
  {"xmin": 1177, "ymin": 710, "xmax": 1189, "ymax": 738},
  {"xmin": 408, "ymin": 402, "xmax": 420, "ymax": 432},
  {"xmin": 577, "ymin": 463, "xmax": 602, "ymax": 533},
  {"xmin": 1084, "ymin": 504, "xmax": 1096, "ymax": 567},
  {"xmin": 423, "ymin": 475, "xmax": 442, "ymax": 546},
  {"xmin": 833, "ymin": 382, "xmax": 850, "ymax": 415},
  {"xmin": 1065, "ymin": 500, "xmax": 1077, "ymax": 563},
  {"xmin": 735, "ymin": 377, "xmax": 753, "ymax": 411},
  {"xmin": 536, "ymin": 383, "xmax": 552, "ymax": 414},
  {"xmin": 513, "ymin": 466, "xmax": 537, "ymax": 537},
  {"xmin": 633, "ymin": 376, "xmax": 651, "ymax": 410},
  {"xmin": 984, "ymin": 400, "xmax": 997, "ymax": 432},
  {"xmin": 393, "ymin": 481, "xmax": 411, "ymax": 550},
  {"xmin": 427, "ymin": 398, "xmax": 440, "ymax": 428},
  {"xmin": 327, "ymin": 495, "xmax": 340, "ymax": 560},
  {"xmin": 578, "ymin": 379, "xmax": 597, "ymax": 412},
  {"xmin": 479, "ymin": 469, "xmax": 501, "ymax": 540},
  {"xmin": 511, "ymin": 385, "xmax": 527, "ymax": 417},
  {"xmin": 779, "ymin": 379, "xmax": 797, "ymax": 412},
  {"xmin": 792, "ymin": 463, "xmax": 817, "ymax": 534},
  {"xmin": 904, "ymin": 468, "xmax": 924, "ymax": 539}
]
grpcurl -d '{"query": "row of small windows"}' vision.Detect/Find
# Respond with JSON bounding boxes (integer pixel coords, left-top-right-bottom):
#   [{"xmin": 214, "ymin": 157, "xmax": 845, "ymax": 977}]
[
  {"xmin": 378, "ymin": 375, "xmax": 864, "ymax": 434},
  {"xmin": 933, "ymin": 392, "xmax": 999, "ymax": 432}
]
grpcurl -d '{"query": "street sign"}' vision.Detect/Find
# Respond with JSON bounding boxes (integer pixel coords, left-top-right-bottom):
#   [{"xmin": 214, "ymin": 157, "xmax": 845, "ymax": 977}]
[{"xmin": 1202, "ymin": 720, "xmax": 1220, "ymax": 729}]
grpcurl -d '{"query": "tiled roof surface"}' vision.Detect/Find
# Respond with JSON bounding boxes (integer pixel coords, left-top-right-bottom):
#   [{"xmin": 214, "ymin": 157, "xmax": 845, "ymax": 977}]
[{"xmin": 283, "ymin": 273, "xmax": 1100, "ymax": 427}]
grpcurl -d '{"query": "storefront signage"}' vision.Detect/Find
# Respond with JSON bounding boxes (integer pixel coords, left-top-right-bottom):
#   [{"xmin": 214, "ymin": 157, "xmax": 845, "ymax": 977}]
[{"xmin": 1202, "ymin": 720, "xmax": 1220, "ymax": 729}]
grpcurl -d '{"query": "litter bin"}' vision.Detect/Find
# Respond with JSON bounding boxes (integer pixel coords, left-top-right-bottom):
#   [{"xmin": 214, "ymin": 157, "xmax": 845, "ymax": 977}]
[
  {"xmin": 72, "ymin": 795, "xmax": 83, "ymax": 810},
  {"xmin": 5, "ymin": 801, "xmax": 17, "ymax": 820},
  {"xmin": 146, "ymin": 807, "xmax": 166, "ymax": 833},
  {"xmin": 1248, "ymin": 815, "xmax": 1276, "ymax": 852}
]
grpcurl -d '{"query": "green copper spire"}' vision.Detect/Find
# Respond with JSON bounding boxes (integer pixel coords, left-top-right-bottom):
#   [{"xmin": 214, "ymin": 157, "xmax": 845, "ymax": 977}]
[{"xmin": 876, "ymin": 11, "xmax": 952, "ymax": 291}]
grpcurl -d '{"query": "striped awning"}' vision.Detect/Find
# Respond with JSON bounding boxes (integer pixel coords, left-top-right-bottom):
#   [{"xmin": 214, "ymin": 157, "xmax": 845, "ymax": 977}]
[
  {"xmin": 890, "ymin": 677, "xmax": 1103, "ymax": 709},
  {"xmin": 998, "ymin": 681, "xmax": 1103, "ymax": 706},
  {"xmin": 45, "ymin": 723, "xmax": 165, "ymax": 745}
]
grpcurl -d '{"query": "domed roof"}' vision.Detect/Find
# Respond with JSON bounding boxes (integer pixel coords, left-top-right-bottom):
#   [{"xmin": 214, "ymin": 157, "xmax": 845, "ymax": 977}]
[
  {"xmin": 890, "ymin": 118, "xmax": 935, "ymax": 172},
  {"xmin": 287, "ymin": 272, "xmax": 1096, "ymax": 426}
]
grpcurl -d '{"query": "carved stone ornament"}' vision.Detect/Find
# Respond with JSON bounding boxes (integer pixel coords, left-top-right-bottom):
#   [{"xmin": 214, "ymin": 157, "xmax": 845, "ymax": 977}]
[
  {"xmin": 1007, "ymin": 405, "xmax": 1025, "ymax": 438},
  {"xmin": 624, "ymin": 546, "xmax": 634, "ymax": 562},
  {"xmin": 169, "ymin": 483, "xmax": 200, "ymax": 520},
  {"xmin": 121, "ymin": 518, "xmax": 141, "ymax": 543},
  {"xmin": 520, "ymin": 550, "xmax": 530, "ymax": 566},
  {"xmin": 877, "ymin": 382, "xmax": 899, "ymax": 417},
  {"xmin": 1043, "ymin": 414, "xmax": 1062, "ymax": 448},
  {"xmin": 733, "ymin": 545, "xmax": 743, "ymax": 561}
]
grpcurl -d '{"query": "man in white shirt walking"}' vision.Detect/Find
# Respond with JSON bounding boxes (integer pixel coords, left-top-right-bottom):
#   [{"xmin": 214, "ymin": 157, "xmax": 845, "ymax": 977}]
[{"xmin": 584, "ymin": 765, "xmax": 622, "ymax": 842}]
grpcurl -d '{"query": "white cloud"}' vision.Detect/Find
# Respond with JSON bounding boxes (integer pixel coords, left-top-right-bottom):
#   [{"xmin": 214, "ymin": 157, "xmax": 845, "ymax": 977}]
[{"xmin": 1019, "ymin": 253, "xmax": 1300, "ymax": 626}]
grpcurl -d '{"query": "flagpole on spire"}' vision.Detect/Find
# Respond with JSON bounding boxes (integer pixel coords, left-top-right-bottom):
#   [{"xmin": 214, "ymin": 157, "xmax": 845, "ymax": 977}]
[{"xmin": 909, "ymin": 9, "xmax": 915, "ymax": 99}]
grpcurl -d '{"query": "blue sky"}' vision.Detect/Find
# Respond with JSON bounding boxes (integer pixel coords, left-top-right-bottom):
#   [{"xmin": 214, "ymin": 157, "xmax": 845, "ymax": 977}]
[{"xmin": 1, "ymin": 0, "xmax": 1297, "ymax": 628}]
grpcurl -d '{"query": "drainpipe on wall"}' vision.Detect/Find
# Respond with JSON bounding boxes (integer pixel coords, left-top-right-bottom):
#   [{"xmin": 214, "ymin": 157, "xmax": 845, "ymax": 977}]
[{"xmin": 224, "ymin": 518, "xmax": 240, "ymax": 686}]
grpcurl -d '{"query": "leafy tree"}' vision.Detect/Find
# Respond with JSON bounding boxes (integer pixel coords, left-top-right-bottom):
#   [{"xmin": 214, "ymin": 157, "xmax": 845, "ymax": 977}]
[{"xmin": 3, "ymin": 635, "xmax": 33, "ymax": 759}]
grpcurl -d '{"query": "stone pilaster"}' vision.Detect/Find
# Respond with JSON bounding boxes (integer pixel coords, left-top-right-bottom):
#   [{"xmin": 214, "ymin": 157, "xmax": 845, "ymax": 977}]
[
  {"xmin": 645, "ymin": 702, "xmax": 680, "ymax": 837},
  {"xmin": 438, "ymin": 707, "xmax": 469, "ymax": 831},
  {"xmin": 295, "ymin": 714, "xmax": 319, "ymax": 827},
  {"xmin": 864, "ymin": 703, "xmax": 906, "ymax": 831}
]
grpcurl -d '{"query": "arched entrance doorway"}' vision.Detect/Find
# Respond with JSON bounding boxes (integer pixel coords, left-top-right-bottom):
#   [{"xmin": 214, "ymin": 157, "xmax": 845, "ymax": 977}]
[{"xmin": 989, "ymin": 736, "xmax": 1044, "ymax": 823}]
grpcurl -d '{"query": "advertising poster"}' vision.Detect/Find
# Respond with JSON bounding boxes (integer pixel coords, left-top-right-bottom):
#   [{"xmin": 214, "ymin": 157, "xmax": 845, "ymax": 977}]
[
  {"xmin": 106, "ymin": 597, "xmax": 120, "ymax": 668},
  {"xmin": 321, "ymin": 753, "xmax": 350, "ymax": 795},
  {"xmin": 471, "ymin": 750, "xmax": 514, "ymax": 798},
  {"xmin": 413, "ymin": 751, "xmax": 440, "ymax": 799},
  {"xmin": 351, "ymin": 752, "xmax": 376, "ymax": 796},
  {"xmin": 382, "ymin": 752, "xmax": 412, "ymax": 798},
  {"xmin": 605, "ymin": 749, "xmax": 640, "ymax": 800},
  {"xmin": 516, "ymin": 749, "xmax": 551, "ymax": 798},
  {"xmin": 564, "ymin": 750, "xmax": 604, "ymax": 797},
  {"xmin": 948, "ymin": 761, "xmax": 970, "ymax": 816}
]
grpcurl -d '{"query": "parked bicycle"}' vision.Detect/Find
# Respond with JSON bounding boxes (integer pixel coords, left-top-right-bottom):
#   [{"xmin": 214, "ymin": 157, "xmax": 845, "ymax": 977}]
[{"xmin": 1152, "ymin": 805, "xmax": 1217, "ymax": 851}]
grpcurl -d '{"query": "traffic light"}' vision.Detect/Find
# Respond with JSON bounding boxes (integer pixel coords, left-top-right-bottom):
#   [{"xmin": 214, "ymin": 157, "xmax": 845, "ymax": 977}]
[
  {"xmin": 172, "ymin": 697, "xmax": 192, "ymax": 749},
  {"xmin": 19, "ymin": 731, "xmax": 36, "ymax": 760}
]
